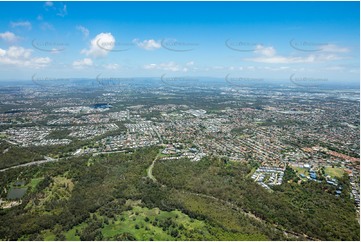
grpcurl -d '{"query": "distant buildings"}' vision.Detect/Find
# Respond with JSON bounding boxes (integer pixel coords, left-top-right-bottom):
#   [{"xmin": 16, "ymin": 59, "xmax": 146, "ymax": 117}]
[{"xmin": 251, "ymin": 166, "xmax": 285, "ymax": 190}]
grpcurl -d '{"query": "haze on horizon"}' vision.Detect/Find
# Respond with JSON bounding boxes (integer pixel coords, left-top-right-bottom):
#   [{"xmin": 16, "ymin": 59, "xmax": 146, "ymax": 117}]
[{"xmin": 0, "ymin": 1, "xmax": 359, "ymax": 84}]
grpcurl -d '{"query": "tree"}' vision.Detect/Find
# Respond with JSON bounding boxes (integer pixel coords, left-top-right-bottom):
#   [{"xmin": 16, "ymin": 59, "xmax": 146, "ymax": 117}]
[
  {"xmin": 115, "ymin": 232, "xmax": 136, "ymax": 241},
  {"xmin": 55, "ymin": 233, "xmax": 66, "ymax": 241},
  {"xmin": 170, "ymin": 228, "xmax": 179, "ymax": 237}
]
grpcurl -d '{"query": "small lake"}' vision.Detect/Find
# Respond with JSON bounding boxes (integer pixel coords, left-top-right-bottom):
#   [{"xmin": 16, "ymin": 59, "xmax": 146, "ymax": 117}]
[{"xmin": 7, "ymin": 187, "xmax": 27, "ymax": 199}]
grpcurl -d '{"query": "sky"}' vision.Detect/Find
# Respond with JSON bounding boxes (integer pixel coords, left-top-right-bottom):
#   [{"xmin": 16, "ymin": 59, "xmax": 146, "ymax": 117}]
[{"xmin": 0, "ymin": 1, "xmax": 359, "ymax": 83}]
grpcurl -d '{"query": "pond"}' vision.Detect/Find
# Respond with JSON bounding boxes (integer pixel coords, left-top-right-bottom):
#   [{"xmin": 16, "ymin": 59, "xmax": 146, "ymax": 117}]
[{"xmin": 7, "ymin": 187, "xmax": 27, "ymax": 200}]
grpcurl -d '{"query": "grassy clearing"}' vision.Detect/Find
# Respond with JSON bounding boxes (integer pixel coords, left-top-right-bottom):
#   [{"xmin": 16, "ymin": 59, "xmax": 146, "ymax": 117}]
[
  {"xmin": 25, "ymin": 175, "xmax": 74, "ymax": 214},
  {"xmin": 63, "ymin": 222, "xmax": 87, "ymax": 241},
  {"xmin": 102, "ymin": 209, "xmax": 172, "ymax": 240},
  {"xmin": 101, "ymin": 206, "xmax": 208, "ymax": 240},
  {"xmin": 59, "ymin": 204, "xmax": 213, "ymax": 241},
  {"xmin": 291, "ymin": 166, "xmax": 310, "ymax": 177},
  {"xmin": 324, "ymin": 166, "xmax": 345, "ymax": 178},
  {"xmin": 28, "ymin": 177, "xmax": 43, "ymax": 191}
]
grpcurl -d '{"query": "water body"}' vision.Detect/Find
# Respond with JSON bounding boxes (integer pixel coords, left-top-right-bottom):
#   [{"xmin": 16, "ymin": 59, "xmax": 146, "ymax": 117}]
[{"xmin": 7, "ymin": 187, "xmax": 27, "ymax": 199}]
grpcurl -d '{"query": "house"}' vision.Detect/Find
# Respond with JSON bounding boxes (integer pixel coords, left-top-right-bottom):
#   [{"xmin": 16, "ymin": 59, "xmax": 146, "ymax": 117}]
[{"xmin": 309, "ymin": 171, "xmax": 317, "ymax": 179}]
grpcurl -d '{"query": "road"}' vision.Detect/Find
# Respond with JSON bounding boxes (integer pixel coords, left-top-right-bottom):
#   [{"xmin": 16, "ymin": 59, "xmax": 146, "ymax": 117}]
[
  {"xmin": 147, "ymin": 157, "xmax": 318, "ymax": 241},
  {"xmin": 147, "ymin": 153, "xmax": 159, "ymax": 182},
  {"xmin": 0, "ymin": 157, "xmax": 60, "ymax": 172},
  {"xmin": 0, "ymin": 150, "xmax": 129, "ymax": 173}
]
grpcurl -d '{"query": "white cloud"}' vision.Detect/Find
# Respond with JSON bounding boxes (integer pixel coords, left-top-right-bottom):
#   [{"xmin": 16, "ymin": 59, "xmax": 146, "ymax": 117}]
[
  {"xmin": 320, "ymin": 44, "xmax": 349, "ymax": 53},
  {"xmin": 45, "ymin": 2, "xmax": 67, "ymax": 17},
  {"xmin": 81, "ymin": 32, "xmax": 115, "ymax": 58},
  {"xmin": 37, "ymin": 15, "xmax": 43, "ymax": 21},
  {"xmin": 10, "ymin": 21, "xmax": 32, "ymax": 30},
  {"xmin": 76, "ymin": 25, "xmax": 89, "ymax": 38},
  {"xmin": 264, "ymin": 66, "xmax": 290, "ymax": 71},
  {"xmin": 143, "ymin": 62, "xmax": 190, "ymax": 72},
  {"xmin": 73, "ymin": 58, "xmax": 93, "ymax": 69},
  {"xmin": 45, "ymin": 1, "xmax": 53, "ymax": 7},
  {"xmin": 33, "ymin": 57, "xmax": 52, "ymax": 66},
  {"xmin": 57, "ymin": 4, "xmax": 67, "ymax": 17},
  {"xmin": 0, "ymin": 46, "xmax": 51, "ymax": 68},
  {"xmin": 245, "ymin": 45, "xmax": 345, "ymax": 64},
  {"xmin": 254, "ymin": 45, "xmax": 276, "ymax": 57},
  {"xmin": 0, "ymin": 49, "xmax": 6, "ymax": 57},
  {"xmin": 133, "ymin": 39, "xmax": 161, "ymax": 50},
  {"xmin": 103, "ymin": 63, "xmax": 120, "ymax": 70},
  {"xmin": 325, "ymin": 66, "xmax": 345, "ymax": 71},
  {"xmin": 0, "ymin": 31, "xmax": 19, "ymax": 43},
  {"xmin": 40, "ymin": 22, "xmax": 54, "ymax": 31},
  {"xmin": 144, "ymin": 63, "xmax": 157, "ymax": 69},
  {"xmin": 246, "ymin": 56, "xmax": 312, "ymax": 64},
  {"xmin": 7, "ymin": 46, "xmax": 31, "ymax": 59}
]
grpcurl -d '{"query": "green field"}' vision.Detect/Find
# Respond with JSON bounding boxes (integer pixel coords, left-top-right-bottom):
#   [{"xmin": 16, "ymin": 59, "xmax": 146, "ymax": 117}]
[
  {"xmin": 28, "ymin": 177, "xmax": 43, "ymax": 191},
  {"xmin": 102, "ymin": 206, "xmax": 209, "ymax": 240},
  {"xmin": 291, "ymin": 165, "xmax": 310, "ymax": 178},
  {"xmin": 324, "ymin": 167, "xmax": 345, "ymax": 178},
  {"xmin": 59, "ymin": 204, "xmax": 229, "ymax": 241}
]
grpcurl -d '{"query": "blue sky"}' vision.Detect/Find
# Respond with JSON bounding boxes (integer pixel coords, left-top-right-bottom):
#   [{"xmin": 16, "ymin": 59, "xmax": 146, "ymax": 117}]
[{"xmin": 0, "ymin": 1, "xmax": 359, "ymax": 83}]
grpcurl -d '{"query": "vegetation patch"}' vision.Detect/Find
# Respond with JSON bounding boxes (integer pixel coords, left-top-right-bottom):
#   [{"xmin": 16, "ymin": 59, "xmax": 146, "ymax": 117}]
[{"xmin": 324, "ymin": 166, "xmax": 345, "ymax": 179}]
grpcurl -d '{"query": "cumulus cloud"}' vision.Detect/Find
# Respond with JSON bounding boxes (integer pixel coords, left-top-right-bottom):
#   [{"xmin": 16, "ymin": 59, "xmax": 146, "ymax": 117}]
[
  {"xmin": 81, "ymin": 33, "xmax": 115, "ymax": 58},
  {"xmin": 10, "ymin": 21, "xmax": 32, "ymax": 30},
  {"xmin": 76, "ymin": 25, "xmax": 89, "ymax": 38},
  {"xmin": 0, "ymin": 31, "xmax": 19, "ymax": 43},
  {"xmin": 0, "ymin": 46, "xmax": 51, "ymax": 68},
  {"xmin": 7, "ymin": 46, "xmax": 31, "ymax": 59},
  {"xmin": 73, "ymin": 58, "xmax": 93, "ymax": 69},
  {"xmin": 133, "ymin": 39, "xmax": 161, "ymax": 50}
]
